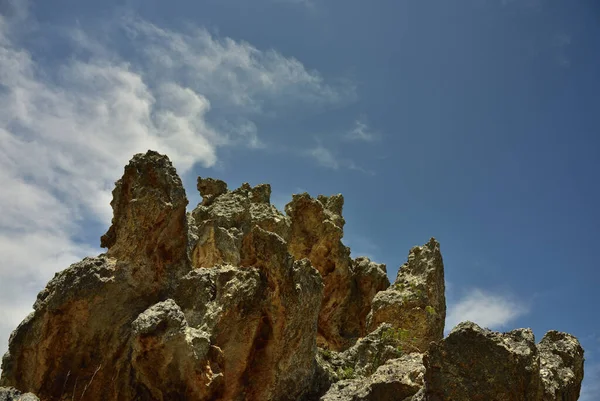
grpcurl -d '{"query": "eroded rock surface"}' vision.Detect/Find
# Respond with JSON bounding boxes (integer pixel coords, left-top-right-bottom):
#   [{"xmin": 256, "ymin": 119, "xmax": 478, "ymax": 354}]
[
  {"xmin": 423, "ymin": 321, "xmax": 585, "ymax": 401},
  {"xmin": 286, "ymin": 194, "xmax": 390, "ymax": 350},
  {"xmin": 367, "ymin": 238, "xmax": 445, "ymax": 353},
  {"xmin": 321, "ymin": 353, "xmax": 424, "ymax": 401},
  {"xmin": 538, "ymin": 331, "xmax": 585, "ymax": 401},
  {"xmin": 189, "ymin": 182, "xmax": 389, "ymax": 351},
  {"xmin": 0, "ymin": 151, "xmax": 324, "ymax": 401},
  {"xmin": 0, "ymin": 151, "xmax": 585, "ymax": 401},
  {"xmin": 0, "ymin": 387, "xmax": 39, "ymax": 401}
]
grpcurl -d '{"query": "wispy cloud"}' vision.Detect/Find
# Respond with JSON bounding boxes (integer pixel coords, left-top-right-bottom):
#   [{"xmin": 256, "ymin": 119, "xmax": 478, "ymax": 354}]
[
  {"xmin": 0, "ymin": 7, "xmax": 355, "ymax": 363},
  {"xmin": 345, "ymin": 117, "xmax": 379, "ymax": 142},
  {"xmin": 121, "ymin": 17, "xmax": 355, "ymax": 114},
  {"xmin": 308, "ymin": 144, "xmax": 340, "ymax": 169},
  {"xmin": 305, "ymin": 142, "xmax": 374, "ymax": 174},
  {"xmin": 446, "ymin": 288, "xmax": 529, "ymax": 332}
]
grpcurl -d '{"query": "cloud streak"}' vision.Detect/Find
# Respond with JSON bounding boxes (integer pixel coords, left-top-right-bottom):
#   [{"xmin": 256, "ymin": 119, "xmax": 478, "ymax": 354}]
[{"xmin": 345, "ymin": 118, "xmax": 379, "ymax": 142}]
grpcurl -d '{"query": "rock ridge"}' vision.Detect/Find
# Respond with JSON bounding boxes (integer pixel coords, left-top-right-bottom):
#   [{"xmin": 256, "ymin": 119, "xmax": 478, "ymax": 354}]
[{"xmin": 0, "ymin": 151, "xmax": 584, "ymax": 401}]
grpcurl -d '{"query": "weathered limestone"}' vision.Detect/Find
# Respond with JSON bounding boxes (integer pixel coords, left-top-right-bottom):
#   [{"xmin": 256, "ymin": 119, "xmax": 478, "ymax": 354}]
[
  {"xmin": 320, "ymin": 353, "xmax": 425, "ymax": 401},
  {"xmin": 0, "ymin": 151, "xmax": 586, "ymax": 401},
  {"xmin": 423, "ymin": 321, "xmax": 586, "ymax": 401},
  {"xmin": 0, "ymin": 387, "xmax": 39, "ymax": 401},
  {"xmin": 101, "ymin": 150, "xmax": 189, "ymax": 272},
  {"xmin": 189, "ymin": 183, "xmax": 389, "ymax": 351},
  {"xmin": 286, "ymin": 194, "xmax": 389, "ymax": 350},
  {"xmin": 538, "ymin": 331, "xmax": 585, "ymax": 401},
  {"xmin": 0, "ymin": 151, "xmax": 325, "ymax": 401},
  {"xmin": 367, "ymin": 238, "xmax": 445, "ymax": 353}
]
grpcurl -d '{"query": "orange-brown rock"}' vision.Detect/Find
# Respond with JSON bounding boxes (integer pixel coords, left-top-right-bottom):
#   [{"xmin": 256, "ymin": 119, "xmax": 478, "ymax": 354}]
[
  {"xmin": 0, "ymin": 151, "xmax": 585, "ymax": 401},
  {"xmin": 188, "ymin": 185, "xmax": 389, "ymax": 351},
  {"xmin": 0, "ymin": 151, "xmax": 324, "ymax": 401},
  {"xmin": 286, "ymin": 194, "xmax": 389, "ymax": 350}
]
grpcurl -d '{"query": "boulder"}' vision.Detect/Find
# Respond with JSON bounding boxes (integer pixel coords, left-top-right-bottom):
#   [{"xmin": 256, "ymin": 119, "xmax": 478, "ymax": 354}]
[
  {"xmin": 538, "ymin": 330, "xmax": 585, "ymax": 401},
  {"xmin": 424, "ymin": 321, "xmax": 543, "ymax": 401}
]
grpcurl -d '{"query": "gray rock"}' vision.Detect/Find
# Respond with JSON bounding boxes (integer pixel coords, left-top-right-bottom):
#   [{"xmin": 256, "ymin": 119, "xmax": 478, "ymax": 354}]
[
  {"xmin": 0, "ymin": 387, "xmax": 39, "ymax": 401},
  {"xmin": 538, "ymin": 330, "xmax": 584, "ymax": 401},
  {"xmin": 367, "ymin": 238, "xmax": 445, "ymax": 353},
  {"xmin": 320, "ymin": 353, "xmax": 424, "ymax": 401},
  {"xmin": 424, "ymin": 321, "xmax": 542, "ymax": 401}
]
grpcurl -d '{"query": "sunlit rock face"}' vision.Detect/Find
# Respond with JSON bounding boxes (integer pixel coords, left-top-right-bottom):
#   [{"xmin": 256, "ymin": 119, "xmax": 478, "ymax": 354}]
[
  {"xmin": 367, "ymin": 238, "xmax": 446, "ymax": 353},
  {"xmin": 0, "ymin": 151, "xmax": 584, "ymax": 401}
]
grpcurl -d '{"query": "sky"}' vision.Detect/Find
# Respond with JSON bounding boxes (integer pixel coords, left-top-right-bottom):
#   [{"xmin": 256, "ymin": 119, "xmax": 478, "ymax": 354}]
[{"xmin": 0, "ymin": 0, "xmax": 598, "ymax": 398}]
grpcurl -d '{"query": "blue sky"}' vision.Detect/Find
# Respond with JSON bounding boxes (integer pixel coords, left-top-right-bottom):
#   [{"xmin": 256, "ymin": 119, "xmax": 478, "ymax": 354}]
[{"xmin": 0, "ymin": 0, "xmax": 598, "ymax": 398}]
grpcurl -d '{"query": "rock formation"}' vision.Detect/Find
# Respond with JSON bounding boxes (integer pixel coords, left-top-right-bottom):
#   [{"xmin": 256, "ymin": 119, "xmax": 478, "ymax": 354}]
[
  {"xmin": 366, "ymin": 238, "xmax": 446, "ymax": 353},
  {"xmin": 0, "ymin": 151, "xmax": 585, "ymax": 400}
]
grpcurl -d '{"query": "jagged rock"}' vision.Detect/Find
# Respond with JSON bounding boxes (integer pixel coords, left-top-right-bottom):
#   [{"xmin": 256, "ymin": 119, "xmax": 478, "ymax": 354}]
[
  {"xmin": 188, "ymin": 182, "xmax": 290, "ymax": 268},
  {"xmin": 349, "ymin": 258, "xmax": 391, "ymax": 339},
  {"xmin": 197, "ymin": 177, "xmax": 228, "ymax": 206},
  {"xmin": 189, "ymin": 185, "xmax": 388, "ymax": 351},
  {"xmin": 538, "ymin": 331, "xmax": 585, "ymax": 401},
  {"xmin": 0, "ymin": 256, "xmax": 152, "ymax": 400},
  {"xmin": 424, "ymin": 321, "xmax": 543, "ymax": 401},
  {"xmin": 130, "ymin": 299, "xmax": 216, "ymax": 400},
  {"xmin": 100, "ymin": 150, "xmax": 189, "ymax": 288},
  {"xmin": 0, "ymin": 151, "xmax": 585, "ymax": 401},
  {"xmin": 0, "ymin": 152, "xmax": 325, "ymax": 401},
  {"xmin": 424, "ymin": 322, "xmax": 585, "ymax": 401},
  {"xmin": 367, "ymin": 238, "xmax": 445, "ymax": 353},
  {"xmin": 321, "ymin": 324, "xmax": 405, "ymax": 378},
  {"xmin": 320, "ymin": 353, "xmax": 424, "ymax": 401},
  {"xmin": 308, "ymin": 323, "xmax": 417, "ymax": 399},
  {"xmin": 286, "ymin": 194, "xmax": 389, "ymax": 350},
  {"xmin": 0, "ymin": 387, "xmax": 39, "ymax": 401}
]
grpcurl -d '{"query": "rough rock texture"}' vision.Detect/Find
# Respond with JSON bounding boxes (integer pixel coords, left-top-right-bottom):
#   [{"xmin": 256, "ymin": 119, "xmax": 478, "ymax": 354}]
[
  {"xmin": 0, "ymin": 387, "xmax": 39, "ymax": 401},
  {"xmin": 0, "ymin": 151, "xmax": 324, "ymax": 401},
  {"xmin": 286, "ymin": 194, "xmax": 389, "ymax": 350},
  {"xmin": 188, "ymin": 183, "xmax": 389, "ymax": 351},
  {"xmin": 101, "ymin": 150, "xmax": 189, "ymax": 283},
  {"xmin": 321, "ymin": 353, "xmax": 424, "ymax": 401},
  {"xmin": 367, "ymin": 238, "xmax": 446, "ymax": 353},
  {"xmin": 0, "ymin": 151, "xmax": 585, "ymax": 401},
  {"xmin": 538, "ymin": 331, "xmax": 585, "ymax": 401},
  {"xmin": 424, "ymin": 321, "xmax": 585, "ymax": 401}
]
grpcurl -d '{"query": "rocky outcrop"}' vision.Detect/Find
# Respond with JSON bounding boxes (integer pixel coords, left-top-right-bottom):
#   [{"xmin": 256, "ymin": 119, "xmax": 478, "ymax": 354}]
[
  {"xmin": 423, "ymin": 321, "xmax": 585, "ymax": 401},
  {"xmin": 0, "ymin": 151, "xmax": 325, "ymax": 401},
  {"xmin": 286, "ymin": 194, "xmax": 389, "ymax": 350},
  {"xmin": 367, "ymin": 238, "xmax": 445, "ymax": 353},
  {"xmin": 101, "ymin": 150, "xmax": 189, "ymax": 282},
  {"xmin": 321, "ymin": 354, "xmax": 424, "ymax": 401},
  {"xmin": 188, "ymin": 181, "xmax": 389, "ymax": 351},
  {"xmin": 0, "ymin": 151, "xmax": 585, "ymax": 401},
  {"xmin": 538, "ymin": 331, "xmax": 585, "ymax": 401}
]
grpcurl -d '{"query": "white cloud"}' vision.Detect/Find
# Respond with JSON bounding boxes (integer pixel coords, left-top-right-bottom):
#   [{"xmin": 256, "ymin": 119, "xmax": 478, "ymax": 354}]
[
  {"xmin": 121, "ymin": 17, "xmax": 355, "ymax": 113},
  {"xmin": 345, "ymin": 118, "xmax": 378, "ymax": 142},
  {"xmin": 308, "ymin": 144, "xmax": 340, "ymax": 169},
  {"xmin": 0, "ymin": 8, "xmax": 355, "ymax": 367},
  {"xmin": 446, "ymin": 288, "xmax": 529, "ymax": 332}
]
